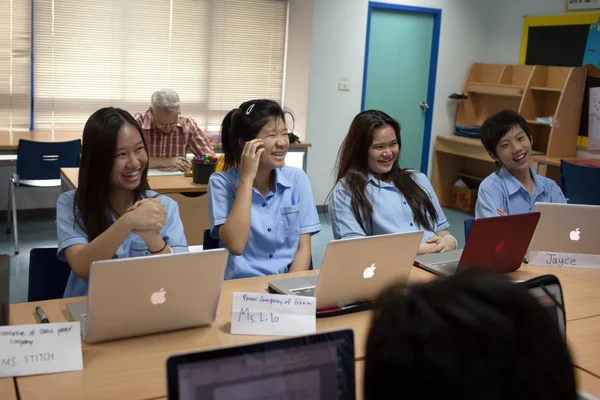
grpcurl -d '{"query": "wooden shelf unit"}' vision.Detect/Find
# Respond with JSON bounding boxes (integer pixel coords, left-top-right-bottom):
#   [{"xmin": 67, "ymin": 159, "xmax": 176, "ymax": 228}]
[{"xmin": 433, "ymin": 63, "xmax": 586, "ymax": 208}]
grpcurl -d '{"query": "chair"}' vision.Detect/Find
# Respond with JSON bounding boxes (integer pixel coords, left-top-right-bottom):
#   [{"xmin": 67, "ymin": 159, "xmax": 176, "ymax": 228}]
[
  {"xmin": 7, "ymin": 139, "xmax": 81, "ymax": 253},
  {"xmin": 560, "ymin": 160, "xmax": 600, "ymax": 205},
  {"xmin": 202, "ymin": 229, "xmax": 313, "ymax": 270},
  {"xmin": 28, "ymin": 247, "xmax": 72, "ymax": 302},
  {"xmin": 464, "ymin": 218, "xmax": 474, "ymax": 243}
]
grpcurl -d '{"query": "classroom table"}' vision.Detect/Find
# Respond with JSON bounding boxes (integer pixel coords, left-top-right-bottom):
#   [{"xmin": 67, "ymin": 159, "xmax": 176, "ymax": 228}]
[
  {"xmin": 533, "ymin": 154, "xmax": 600, "ymax": 183},
  {"xmin": 60, "ymin": 167, "xmax": 208, "ymax": 194},
  {"xmin": 8, "ymin": 264, "xmax": 600, "ymax": 400},
  {"xmin": 8, "ymin": 268, "xmax": 433, "ymax": 400},
  {"xmin": 0, "ymin": 131, "xmax": 83, "ymax": 153},
  {"xmin": 0, "ymin": 378, "xmax": 17, "ymax": 400},
  {"xmin": 568, "ymin": 315, "xmax": 600, "ymax": 378},
  {"xmin": 577, "ymin": 368, "xmax": 600, "ymax": 397}
]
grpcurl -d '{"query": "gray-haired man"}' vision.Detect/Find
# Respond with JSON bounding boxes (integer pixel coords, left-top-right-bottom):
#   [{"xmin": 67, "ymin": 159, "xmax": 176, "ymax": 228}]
[{"xmin": 135, "ymin": 90, "xmax": 214, "ymax": 172}]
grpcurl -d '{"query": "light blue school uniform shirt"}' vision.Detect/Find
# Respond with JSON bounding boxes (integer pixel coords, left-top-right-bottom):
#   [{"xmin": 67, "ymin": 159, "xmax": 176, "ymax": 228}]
[
  {"xmin": 208, "ymin": 166, "xmax": 321, "ymax": 280},
  {"xmin": 57, "ymin": 190, "xmax": 188, "ymax": 298},
  {"xmin": 329, "ymin": 171, "xmax": 449, "ymax": 241},
  {"xmin": 475, "ymin": 166, "xmax": 566, "ymax": 219}
]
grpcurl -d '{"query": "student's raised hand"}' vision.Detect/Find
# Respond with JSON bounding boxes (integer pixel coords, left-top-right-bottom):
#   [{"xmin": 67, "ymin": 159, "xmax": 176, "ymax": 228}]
[
  {"xmin": 497, "ymin": 208, "xmax": 507, "ymax": 216},
  {"xmin": 239, "ymin": 139, "xmax": 265, "ymax": 183},
  {"xmin": 123, "ymin": 200, "xmax": 167, "ymax": 232}
]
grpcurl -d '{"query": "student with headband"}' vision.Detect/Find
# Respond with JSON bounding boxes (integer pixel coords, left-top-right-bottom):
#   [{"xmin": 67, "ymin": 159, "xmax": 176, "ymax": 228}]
[
  {"xmin": 328, "ymin": 110, "xmax": 457, "ymax": 254},
  {"xmin": 208, "ymin": 100, "xmax": 321, "ymax": 279}
]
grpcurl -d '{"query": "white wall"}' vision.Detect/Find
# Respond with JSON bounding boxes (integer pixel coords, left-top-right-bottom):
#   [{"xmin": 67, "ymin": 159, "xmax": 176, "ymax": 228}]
[
  {"xmin": 479, "ymin": 0, "xmax": 566, "ymax": 64},
  {"xmin": 305, "ymin": 0, "xmax": 488, "ymax": 205},
  {"xmin": 283, "ymin": 0, "xmax": 314, "ymax": 141}
]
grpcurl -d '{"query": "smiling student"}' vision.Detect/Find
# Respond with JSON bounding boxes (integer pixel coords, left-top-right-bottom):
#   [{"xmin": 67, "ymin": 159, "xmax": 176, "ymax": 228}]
[
  {"xmin": 328, "ymin": 110, "xmax": 457, "ymax": 254},
  {"xmin": 57, "ymin": 107, "xmax": 188, "ymax": 298},
  {"xmin": 208, "ymin": 100, "xmax": 321, "ymax": 279},
  {"xmin": 475, "ymin": 110, "xmax": 566, "ymax": 219}
]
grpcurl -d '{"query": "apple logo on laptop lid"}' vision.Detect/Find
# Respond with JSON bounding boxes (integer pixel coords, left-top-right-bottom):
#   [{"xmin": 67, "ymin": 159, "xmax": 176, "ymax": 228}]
[
  {"xmin": 569, "ymin": 228, "xmax": 581, "ymax": 242},
  {"xmin": 495, "ymin": 241, "xmax": 505, "ymax": 253},
  {"xmin": 151, "ymin": 288, "xmax": 167, "ymax": 305},
  {"xmin": 363, "ymin": 264, "xmax": 376, "ymax": 279}
]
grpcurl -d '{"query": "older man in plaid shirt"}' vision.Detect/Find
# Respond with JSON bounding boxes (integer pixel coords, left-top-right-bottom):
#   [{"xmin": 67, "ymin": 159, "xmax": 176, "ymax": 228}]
[{"xmin": 135, "ymin": 90, "xmax": 214, "ymax": 172}]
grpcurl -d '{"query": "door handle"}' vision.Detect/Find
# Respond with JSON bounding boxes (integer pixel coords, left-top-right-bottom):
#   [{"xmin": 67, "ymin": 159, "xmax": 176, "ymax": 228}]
[{"xmin": 420, "ymin": 102, "xmax": 429, "ymax": 110}]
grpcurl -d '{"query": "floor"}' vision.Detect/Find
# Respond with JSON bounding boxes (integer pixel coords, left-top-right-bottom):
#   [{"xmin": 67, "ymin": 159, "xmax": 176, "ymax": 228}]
[{"xmin": 5, "ymin": 207, "xmax": 473, "ymax": 304}]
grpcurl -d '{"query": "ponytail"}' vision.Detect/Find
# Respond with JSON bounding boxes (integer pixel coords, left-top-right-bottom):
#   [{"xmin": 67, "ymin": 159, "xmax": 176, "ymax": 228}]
[{"xmin": 220, "ymin": 109, "xmax": 238, "ymax": 171}]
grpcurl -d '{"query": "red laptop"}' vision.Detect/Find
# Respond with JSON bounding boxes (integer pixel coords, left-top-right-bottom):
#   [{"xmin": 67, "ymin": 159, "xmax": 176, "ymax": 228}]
[{"xmin": 414, "ymin": 212, "xmax": 540, "ymax": 277}]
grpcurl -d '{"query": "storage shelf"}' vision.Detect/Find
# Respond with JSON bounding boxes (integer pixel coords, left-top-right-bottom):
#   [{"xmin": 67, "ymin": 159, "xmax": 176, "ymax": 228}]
[
  {"xmin": 466, "ymin": 82, "xmax": 525, "ymax": 97},
  {"xmin": 529, "ymin": 86, "xmax": 563, "ymax": 92}
]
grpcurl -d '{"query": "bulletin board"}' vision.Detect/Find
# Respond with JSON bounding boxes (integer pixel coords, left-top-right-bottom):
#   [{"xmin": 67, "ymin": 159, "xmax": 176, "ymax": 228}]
[{"xmin": 520, "ymin": 13, "xmax": 600, "ymax": 147}]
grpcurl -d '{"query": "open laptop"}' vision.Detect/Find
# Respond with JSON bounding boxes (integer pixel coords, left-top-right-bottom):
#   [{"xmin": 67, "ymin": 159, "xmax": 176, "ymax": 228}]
[
  {"xmin": 414, "ymin": 213, "xmax": 540, "ymax": 277},
  {"xmin": 166, "ymin": 329, "xmax": 355, "ymax": 400},
  {"xmin": 67, "ymin": 249, "xmax": 227, "ymax": 343},
  {"xmin": 269, "ymin": 231, "xmax": 423, "ymax": 311},
  {"xmin": 529, "ymin": 203, "xmax": 600, "ymax": 269}
]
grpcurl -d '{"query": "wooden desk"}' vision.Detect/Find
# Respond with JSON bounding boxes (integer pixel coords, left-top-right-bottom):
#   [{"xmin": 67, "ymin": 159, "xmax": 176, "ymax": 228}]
[
  {"xmin": 9, "ymin": 268, "xmax": 434, "ymax": 400},
  {"xmin": 577, "ymin": 368, "xmax": 600, "ymax": 397},
  {"xmin": 431, "ymin": 135, "xmax": 497, "ymax": 206},
  {"xmin": 60, "ymin": 168, "xmax": 208, "ymax": 194},
  {"xmin": 569, "ymin": 316, "xmax": 600, "ymax": 378},
  {"xmin": 533, "ymin": 154, "xmax": 600, "ymax": 183},
  {"xmin": 508, "ymin": 264, "xmax": 600, "ymax": 321},
  {"xmin": 355, "ymin": 360, "xmax": 364, "ymax": 400},
  {"xmin": 0, "ymin": 378, "xmax": 17, "ymax": 400},
  {"xmin": 0, "ymin": 131, "xmax": 82, "ymax": 152}
]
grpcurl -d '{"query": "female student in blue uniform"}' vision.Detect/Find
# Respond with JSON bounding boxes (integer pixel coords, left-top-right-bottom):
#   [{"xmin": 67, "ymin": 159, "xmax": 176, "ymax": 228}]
[
  {"xmin": 328, "ymin": 110, "xmax": 457, "ymax": 254},
  {"xmin": 208, "ymin": 99, "xmax": 321, "ymax": 279},
  {"xmin": 57, "ymin": 107, "xmax": 188, "ymax": 298}
]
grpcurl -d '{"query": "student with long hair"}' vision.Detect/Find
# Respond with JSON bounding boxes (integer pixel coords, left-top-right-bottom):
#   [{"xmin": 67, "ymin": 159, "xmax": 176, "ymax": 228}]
[
  {"xmin": 328, "ymin": 110, "xmax": 456, "ymax": 254},
  {"xmin": 364, "ymin": 269, "xmax": 577, "ymax": 399},
  {"xmin": 208, "ymin": 100, "xmax": 321, "ymax": 279},
  {"xmin": 57, "ymin": 107, "xmax": 188, "ymax": 298}
]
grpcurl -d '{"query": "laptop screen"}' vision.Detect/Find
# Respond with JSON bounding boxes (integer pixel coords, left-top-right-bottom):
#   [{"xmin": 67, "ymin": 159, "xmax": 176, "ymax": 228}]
[{"xmin": 167, "ymin": 330, "xmax": 355, "ymax": 400}]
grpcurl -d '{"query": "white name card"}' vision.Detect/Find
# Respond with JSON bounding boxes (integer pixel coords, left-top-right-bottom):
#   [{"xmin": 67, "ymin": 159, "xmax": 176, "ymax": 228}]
[
  {"xmin": 0, "ymin": 322, "xmax": 83, "ymax": 377},
  {"xmin": 230, "ymin": 292, "xmax": 316, "ymax": 337},
  {"xmin": 528, "ymin": 251, "xmax": 600, "ymax": 270}
]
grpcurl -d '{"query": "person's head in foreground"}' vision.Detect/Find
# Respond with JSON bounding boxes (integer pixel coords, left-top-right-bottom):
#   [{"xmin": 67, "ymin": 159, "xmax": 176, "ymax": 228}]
[{"xmin": 365, "ymin": 268, "xmax": 577, "ymax": 400}]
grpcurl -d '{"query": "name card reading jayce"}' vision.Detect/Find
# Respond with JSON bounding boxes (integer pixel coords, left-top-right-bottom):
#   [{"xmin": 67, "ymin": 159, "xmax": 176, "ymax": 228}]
[
  {"xmin": 0, "ymin": 322, "xmax": 83, "ymax": 377},
  {"xmin": 528, "ymin": 251, "xmax": 600, "ymax": 270},
  {"xmin": 231, "ymin": 292, "xmax": 316, "ymax": 337}
]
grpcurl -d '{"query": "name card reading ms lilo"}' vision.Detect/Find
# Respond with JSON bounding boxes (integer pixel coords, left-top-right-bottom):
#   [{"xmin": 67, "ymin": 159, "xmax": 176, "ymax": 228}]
[
  {"xmin": 231, "ymin": 292, "xmax": 316, "ymax": 337},
  {"xmin": 528, "ymin": 251, "xmax": 600, "ymax": 270},
  {"xmin": 0, "ymin": 322, "xmax": 83, "ymax": 377}
]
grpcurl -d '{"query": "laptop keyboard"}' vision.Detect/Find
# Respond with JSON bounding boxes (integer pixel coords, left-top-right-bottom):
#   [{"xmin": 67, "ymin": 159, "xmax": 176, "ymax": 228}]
[{"xmin": 291, "ymin": 287, "xmax": 316, "ymax": 297}]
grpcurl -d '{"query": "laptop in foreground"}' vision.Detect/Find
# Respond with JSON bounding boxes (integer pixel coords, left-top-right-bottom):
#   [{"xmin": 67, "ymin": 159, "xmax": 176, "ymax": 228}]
[
  {"xmin": 414, "ymin": 213, "xmax": 540, "ymax": 277},
  {"xmin": 269, "ymin": 232, "xmax": 423, "ymax": 312},
  {"xmin": 167, "ymin": 329, "xmax": 355, "ymax": 400},
  {"xmin": 529, "ymin": 203, "xmax": 600, "ymax": 269},
  {"xmin": 67, "ymin": 249, "xmax": 227, "ymax": 343}
]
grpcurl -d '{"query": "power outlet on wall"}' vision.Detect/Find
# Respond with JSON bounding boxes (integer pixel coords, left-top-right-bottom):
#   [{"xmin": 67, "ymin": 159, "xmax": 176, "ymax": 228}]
[{"xmin": 338, "ymin": 79, "xmax": 351, "ymax": 91}]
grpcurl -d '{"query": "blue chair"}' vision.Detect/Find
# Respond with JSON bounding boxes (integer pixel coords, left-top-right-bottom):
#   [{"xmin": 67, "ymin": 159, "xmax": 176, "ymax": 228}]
[
  {"xmin": 28, "ymin": 247, "xmax": 71, "ymax": 302},
  {"xmin": 7, "ymin": 139, "xmax": 81, "ymax": 253},
  {"xmin": 560, "ymin": 160, "xmax": 600, "ymax": 205},
  {"xmin": 202, "ymin": 229, "xmax": 313, "ymax": 270},
  {"xmin": 464, "ymin": 218, "xmax": 474, "ymax": 243}
]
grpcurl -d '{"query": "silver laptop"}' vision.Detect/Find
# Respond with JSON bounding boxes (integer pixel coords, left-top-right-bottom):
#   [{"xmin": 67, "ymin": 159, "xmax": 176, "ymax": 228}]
[
  {"xmin": 529, "ymin": 203, "xmax": 600, "ymax": 269},
  {"xmin": 67, "ymin": 249, "xmax": 227, "ymax": 343},
  {"xmin": 268, "ymin": 232, "xmax": 423, "ymax": 310}
]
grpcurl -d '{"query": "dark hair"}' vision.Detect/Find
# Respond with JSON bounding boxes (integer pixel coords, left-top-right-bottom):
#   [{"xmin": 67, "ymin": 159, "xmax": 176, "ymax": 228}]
[
  {"xmin": 220, "ymin": 99, "xmax": 293, "ymax": 171},
  {"xmin": 365, "ymin": 269, "xmax": 577, "ymax": 400},
  {"xmin": 480, "ymin": 109, "xmax": 532, "ymax": 156},
  {"xmin": 329, "ymin": 110, "xmax": 438, "ymax": 233},
  {"xmin": 74, "ymin": 107, "xmax": 150, "ymax": 241}
]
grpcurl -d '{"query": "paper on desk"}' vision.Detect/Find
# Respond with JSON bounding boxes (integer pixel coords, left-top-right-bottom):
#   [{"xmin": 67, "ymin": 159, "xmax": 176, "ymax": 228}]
[
  {"xmin": 230, "ymin": 292, "xmax": 316, "ymax": 337},
  {"xmin": 0, "ymin": 322, "xmax": 83, "ymax": 377},
  {"xmin": 147, "ymin": 169, "xmax": 185, "ymax": 177}
]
